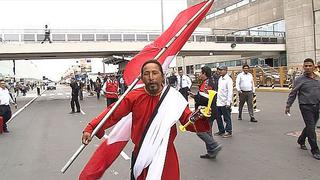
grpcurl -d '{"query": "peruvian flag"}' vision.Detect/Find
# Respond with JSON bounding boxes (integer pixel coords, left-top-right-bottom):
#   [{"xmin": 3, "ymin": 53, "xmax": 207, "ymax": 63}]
[
  {"xmin": 79, "ymin": 1, "xmax": 214, "ymax": 179},
  {"xmin": 123, "ymin": 0, "xmax": 214, "ymax": 86}
]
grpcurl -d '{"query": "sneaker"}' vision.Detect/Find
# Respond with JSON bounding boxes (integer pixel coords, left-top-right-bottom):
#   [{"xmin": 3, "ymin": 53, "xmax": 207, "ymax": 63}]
[
  {"xmin": 238, "ymin": 117, "xmax": 242, "ymax": 120},
  {"xmin": 222, "ymin": 132, "xmax": 232, "ymax": 138},
  {"xmin": 313, "ymin": 153, "xmax": 320, "ymax": 160},
  {"xmin": 214, "ymin": 132, "xmax": 224, "ymax": 136},
  {"xmin": 250, "ymin": 117, "xmax": 258, "ymax": 122}
]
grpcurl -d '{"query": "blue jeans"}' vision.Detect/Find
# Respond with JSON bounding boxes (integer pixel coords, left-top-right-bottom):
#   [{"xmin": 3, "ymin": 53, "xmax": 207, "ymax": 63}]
[
  {"xmin": 196, "ymin": 117, "xmax": 219, "ymax": 154},
  {"xmin": 216, "ymin": 106, "xmax": 232, "ymax": 133}
]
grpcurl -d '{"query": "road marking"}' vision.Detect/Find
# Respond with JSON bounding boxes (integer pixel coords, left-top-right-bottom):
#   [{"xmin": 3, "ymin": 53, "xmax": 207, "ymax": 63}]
[
  {"xmin": 42, "ymin": 94, "xmax": 47, "ymax": 96},
  {"xmin": 7, "ymin": 90, "xmax": 47, "ymax": 124},
  {"xmin": 50, "ymin": 93, "xmax": 55, "ymax": 96},
  {"xmin": 57, "ymin": 93, "xmax": 63, "ymax": 95},
  {"xmin": 80, "ymin": 109, "xmax": 86, "ymax": 115},
  {"xmin": 120, "ymin": 151, "xmax": 131, "ymax": 160}
]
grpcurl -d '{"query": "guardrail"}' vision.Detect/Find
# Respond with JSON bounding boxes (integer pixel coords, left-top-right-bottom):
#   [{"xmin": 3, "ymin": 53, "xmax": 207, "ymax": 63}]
[{"xmin": 0, "ymin": 29, "xmax": 285, "ymax": 44}]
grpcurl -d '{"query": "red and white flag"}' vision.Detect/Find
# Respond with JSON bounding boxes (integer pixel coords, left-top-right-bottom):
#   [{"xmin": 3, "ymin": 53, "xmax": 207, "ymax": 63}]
[
  {"xmin": 79, "ymin": 1, "xmax": 214, "ymax": 179},
  {"xmin": 123, "ymin": 0, "xmax": 213, "ymax": 86}
]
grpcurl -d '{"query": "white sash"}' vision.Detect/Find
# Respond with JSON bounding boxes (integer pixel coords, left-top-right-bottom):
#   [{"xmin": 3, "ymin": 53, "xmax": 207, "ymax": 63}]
[{"xmin": 133, "ymin": 87, "xmax": 188, "ymax": 180}]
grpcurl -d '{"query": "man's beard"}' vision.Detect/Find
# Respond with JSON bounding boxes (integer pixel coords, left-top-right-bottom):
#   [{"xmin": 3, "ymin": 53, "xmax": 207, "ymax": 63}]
[{"xmin": 146, "ymin": 83, "xmax": 159, "ymax": 95}]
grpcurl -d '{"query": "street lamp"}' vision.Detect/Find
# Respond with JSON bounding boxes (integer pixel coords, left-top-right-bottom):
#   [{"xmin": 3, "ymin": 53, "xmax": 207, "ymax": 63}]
[{"xmin": 161, "ymin": 0, "xmax": 164, "ymax": 32}]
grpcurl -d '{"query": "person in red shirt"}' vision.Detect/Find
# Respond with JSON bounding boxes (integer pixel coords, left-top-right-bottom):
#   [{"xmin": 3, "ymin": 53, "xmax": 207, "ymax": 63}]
[
  {"xmin": 80, "ymin": 60, "xmax": 211, "ymax": 180},
  {"xmin": 102, "ymin": 74, "xmax": 119, "ymax": 106}
]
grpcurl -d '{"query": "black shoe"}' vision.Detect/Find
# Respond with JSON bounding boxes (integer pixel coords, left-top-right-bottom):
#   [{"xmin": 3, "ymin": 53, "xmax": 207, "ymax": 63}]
[
  {"xmin": 214, "ymin": 132, "xmax": 224, "ymax": 136},
  {"xmin": 69, "ymin": 111, "xmax": 75, "ymax": 114},
  {"xmin": 238, "ymin": 117, "xmax": 242, "ymax": 120},
  {"xmin": 76, "ymin": 110, "xmax": 81, "ymax": 113},
  {"xmin": 299, "ymin": 144, "xmax": 307, "ymax": 150},
  {"xmin": 313, "ymin": 153, "xmax": 320, "ymax": 160},
  {"xmin": 3, "ymin": 129, "xmax": 9, "ymax": 133},
  {"xmin": 250, "ymin": 117, "xmax": 258, "ymax": 122},
  {"xmin": 200, "ymin": 153, "xmax": 217, "ymax": 159}
]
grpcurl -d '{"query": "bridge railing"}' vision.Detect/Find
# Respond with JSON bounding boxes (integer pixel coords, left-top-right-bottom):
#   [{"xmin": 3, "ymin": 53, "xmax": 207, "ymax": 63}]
[{"xmin": 0, "ymin": 29, "xmax": 285, "ymax": 44}]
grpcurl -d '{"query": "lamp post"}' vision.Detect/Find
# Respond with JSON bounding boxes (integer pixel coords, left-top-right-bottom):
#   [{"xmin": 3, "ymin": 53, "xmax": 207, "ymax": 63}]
[{"xmin": 161, "ymin": 0, "xmax": 164, "ymax": 32}]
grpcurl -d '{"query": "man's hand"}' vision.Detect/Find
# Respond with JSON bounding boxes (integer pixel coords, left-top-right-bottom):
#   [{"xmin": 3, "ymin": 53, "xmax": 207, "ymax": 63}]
[
  {"xmin": 226, "ymin": 105, "xmax": 231, "ymax": 113},
  {"xmin": 82, "ymin": 132, "xmax": 92, "ymax": 145},
  {"xmin": 188, "ymin": 91, "xmax": 195, "ymax": 98},
  {"xmin": 285, "ymin": 107, "xmax": 290, "ymax": 115}
]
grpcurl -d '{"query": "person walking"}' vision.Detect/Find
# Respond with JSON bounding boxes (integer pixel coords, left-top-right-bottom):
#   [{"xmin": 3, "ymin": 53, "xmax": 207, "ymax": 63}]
[
  {"xmin": 0, "ymin": 80, "xmax": 17, "ymax": 133},
  {"xmin": 315, "ymin": 61, "xmax": 320, "ymax": 129},
  {"xmin": 167, "ymin": 71, "xmax": 178, "ymax": 88},
  {"xmin": 176, "ymin": 69, "xmax": 192, "ymax": 101},
  {"xmin": 94, "ymin": 79, "xmax": 102, "ymax": 100},
  {"xmin": 236, "ymin": 64, "xmax": 257, "ymax": 122},
  {"xmin": 285, "ymin": 58, "xmax": 320, "ymax": 160},
  {"xmin": 70, "ymin": 78, "xmax": 81, "ymax": 113},
  {"xmin": 41, "ymin": 25, "xmax": 52, "ymax": 43},
  {"xmin": 102, "ymin": 74, "xmax": 119, "ymax": 106},
  {"xmin": 36, "ymin": 81, "xmax": 41, "ymax": 96},
  {"xmin": 216, "ymin": 65, "xmax": 233, "ymax": 138},
  {"xmin": 80, "ymin": 60, "xmax": 211, "ymax": 180},
  {"xmin": 190, "ymin": 66, "xmax": 222, "ymax": 159}
]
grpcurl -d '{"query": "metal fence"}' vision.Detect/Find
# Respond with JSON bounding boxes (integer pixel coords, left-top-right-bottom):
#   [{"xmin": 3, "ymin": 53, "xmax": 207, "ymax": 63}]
[{"xmin": 0, "ymin": 28, "xmax": 285, "ymax": 44}]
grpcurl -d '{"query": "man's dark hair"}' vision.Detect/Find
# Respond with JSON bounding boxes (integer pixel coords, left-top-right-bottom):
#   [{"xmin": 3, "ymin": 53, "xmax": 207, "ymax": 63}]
[
  {"xmin": 201, "ymin": 66, "xmax": 212, "ymax": 78},
  {"xmin": 304, "ymin": 58, "xmax": 314, "ymax": 65},
  {"xmin": 242, "ymin": 64, "xmax": 249, "ymax": 69},
  {"xmin": 141, "ymin": 59, "xmax": 164, "ymax": 75}
]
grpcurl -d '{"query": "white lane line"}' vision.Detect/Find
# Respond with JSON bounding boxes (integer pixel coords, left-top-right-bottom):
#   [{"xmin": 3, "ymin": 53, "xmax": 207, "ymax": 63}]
[
  {"xmin": 50, "ymin": 93, "xmax": 55, "ymax": 96},
  {"xmin": 7, "ymin": 90, "xmax": 47, "ymax": 124},
  {"xmin": 57, "ymin": 93, "xmax": 63, "ymax": 95},
  {"xmin": 120, "ymin": 151, "xmax": 131, "ymax": 160},
  {"xmin": 80, "ymin": 109, "xmax": 86, "ymax": 115},
  {"xmin": 42, "ymin": 94, "xmax": 47, "ymax": 96}
]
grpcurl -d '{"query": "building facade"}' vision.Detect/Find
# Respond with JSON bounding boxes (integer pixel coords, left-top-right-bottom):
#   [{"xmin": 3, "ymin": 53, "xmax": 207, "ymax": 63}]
[{"xmin": 183, "ymin": 0, "xmax": 320, "ymax": 68}]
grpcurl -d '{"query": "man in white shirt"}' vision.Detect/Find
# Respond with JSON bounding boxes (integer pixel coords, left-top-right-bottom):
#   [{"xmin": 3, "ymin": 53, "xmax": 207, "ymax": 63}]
[
  {"xmin": 236, "ymin": 64, "xmax": 257, "ymax": 122},
  {"xmin": 216, "ymin": 66, "xmax": 233, "ymax": 138},
  {"xmin": 0, "ymin": 80, "xmax": 16, "ymax": 133},
  {"xmin": 176, "ymin": 70, "xmax": 192, "ymax": 100}
]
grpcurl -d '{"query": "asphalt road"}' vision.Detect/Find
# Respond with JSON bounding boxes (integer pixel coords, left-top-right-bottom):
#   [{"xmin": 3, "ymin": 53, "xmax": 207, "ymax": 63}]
[{"xmin": 0, "ymin": 85, "xmax": 319, "ymax": 180}]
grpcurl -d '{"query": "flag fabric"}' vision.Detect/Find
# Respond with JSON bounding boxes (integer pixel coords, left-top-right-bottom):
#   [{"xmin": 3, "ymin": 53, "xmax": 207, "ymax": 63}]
[
  {"xmin": 80, "ymin": 1, "xmax": 214, "ymax": 179},
  {"xmin": 123, "ymin": 0, "xmax": 214, "ymax": 86}
]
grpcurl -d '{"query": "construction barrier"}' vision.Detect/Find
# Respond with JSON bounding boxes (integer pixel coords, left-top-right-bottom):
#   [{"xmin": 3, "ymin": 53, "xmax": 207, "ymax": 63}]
[
  {"xmin": 233, "ymin": 92, "xmax": 237, "ymax": 107},
  {"xmin": 253, "ymin": 93, "xmax": 257, "ymax": 110},
  {"xmin": 271, "ymin": 83, "xmax": 275, "ymax": 89}
]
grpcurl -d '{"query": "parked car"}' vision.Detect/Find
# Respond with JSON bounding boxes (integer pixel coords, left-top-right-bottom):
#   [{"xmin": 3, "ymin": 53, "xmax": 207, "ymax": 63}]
[
  {"xmin": 47, "ymin": 82, "xmax": 56, "ymax": 90},
  {"xmin": 254, "ymin": 65, "xmax": 288, "ymax": 87}
]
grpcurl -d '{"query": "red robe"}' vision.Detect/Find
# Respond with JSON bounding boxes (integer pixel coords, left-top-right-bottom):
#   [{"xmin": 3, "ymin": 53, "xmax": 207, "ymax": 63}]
[{"xmin": 81, "ymin": 87, "xmax": 209, "ymax": 180}]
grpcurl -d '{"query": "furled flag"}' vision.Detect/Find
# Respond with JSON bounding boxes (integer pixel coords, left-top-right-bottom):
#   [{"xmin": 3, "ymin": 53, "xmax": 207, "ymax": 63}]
[
  {"xmin": 79, "ymin": 1, "xmax": 214, "ymax": 179},
  {"xmin": 123, "ymin": 0, "xmax": 214, "ymax": 86}
]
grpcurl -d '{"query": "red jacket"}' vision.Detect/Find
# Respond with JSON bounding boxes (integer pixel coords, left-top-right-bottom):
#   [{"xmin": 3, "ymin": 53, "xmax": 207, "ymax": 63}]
[{"xmin": 104, "ymin": 80, "xmax": 118, "ymax": 99}]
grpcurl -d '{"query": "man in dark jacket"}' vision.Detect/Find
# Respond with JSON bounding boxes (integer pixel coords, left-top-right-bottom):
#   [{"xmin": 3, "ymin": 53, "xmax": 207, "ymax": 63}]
[{"xmin": 70, "ymin": 78, "xmax": 81, "ymax": 113}]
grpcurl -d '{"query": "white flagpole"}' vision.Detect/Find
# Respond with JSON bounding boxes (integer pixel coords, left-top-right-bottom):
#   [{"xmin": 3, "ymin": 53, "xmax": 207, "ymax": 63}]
[{"xmin": 61, "ymin": 0, "xmax": 213, "ymax": 173}]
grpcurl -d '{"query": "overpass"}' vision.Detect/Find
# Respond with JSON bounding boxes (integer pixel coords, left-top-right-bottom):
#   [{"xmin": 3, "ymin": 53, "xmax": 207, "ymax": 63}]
[{"xmin": 0, "ymin": 29, "xmax": 285, "ymax": 60}]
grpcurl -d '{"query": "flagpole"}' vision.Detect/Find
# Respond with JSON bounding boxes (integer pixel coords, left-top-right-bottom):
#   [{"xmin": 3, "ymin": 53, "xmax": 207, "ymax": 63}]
[{"xmin": 61, "ymin": 0, "xmax": 213, "ymax": 173}]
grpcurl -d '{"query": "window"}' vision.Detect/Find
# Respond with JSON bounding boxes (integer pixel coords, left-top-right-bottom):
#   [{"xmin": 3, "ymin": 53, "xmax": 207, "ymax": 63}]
[
  {"xmin": 237, "ymin": 0, "xmax": 249, "ymax": 8},
  {"xmin": 226, "ymin": 4, "xmax": 237, "ymax": 12}
]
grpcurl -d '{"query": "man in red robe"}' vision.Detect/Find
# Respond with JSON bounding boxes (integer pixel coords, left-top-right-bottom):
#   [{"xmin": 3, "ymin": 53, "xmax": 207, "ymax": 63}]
[{"xmin": 81, "ymin": 60, "xmax": 210, "ymax": 180}]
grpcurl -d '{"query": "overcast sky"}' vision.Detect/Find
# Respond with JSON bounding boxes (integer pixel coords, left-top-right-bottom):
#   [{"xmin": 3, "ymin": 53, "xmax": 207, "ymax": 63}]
[{"xmin": 0, "ymin": 0, "xmax": 187, "ymax": 81}]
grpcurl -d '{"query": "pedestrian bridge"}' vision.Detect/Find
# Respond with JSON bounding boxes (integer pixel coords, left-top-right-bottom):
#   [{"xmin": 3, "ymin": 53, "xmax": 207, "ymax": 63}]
[{"xmin": 0, "ymin": 29, "xmax": 286, "ymax": 60}]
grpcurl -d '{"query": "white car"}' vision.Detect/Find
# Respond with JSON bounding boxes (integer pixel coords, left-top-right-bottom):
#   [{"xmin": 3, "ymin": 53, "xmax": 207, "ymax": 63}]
[{"xmin": 47, "ymin": 82, "xmax": 56, "ymax": 90}]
